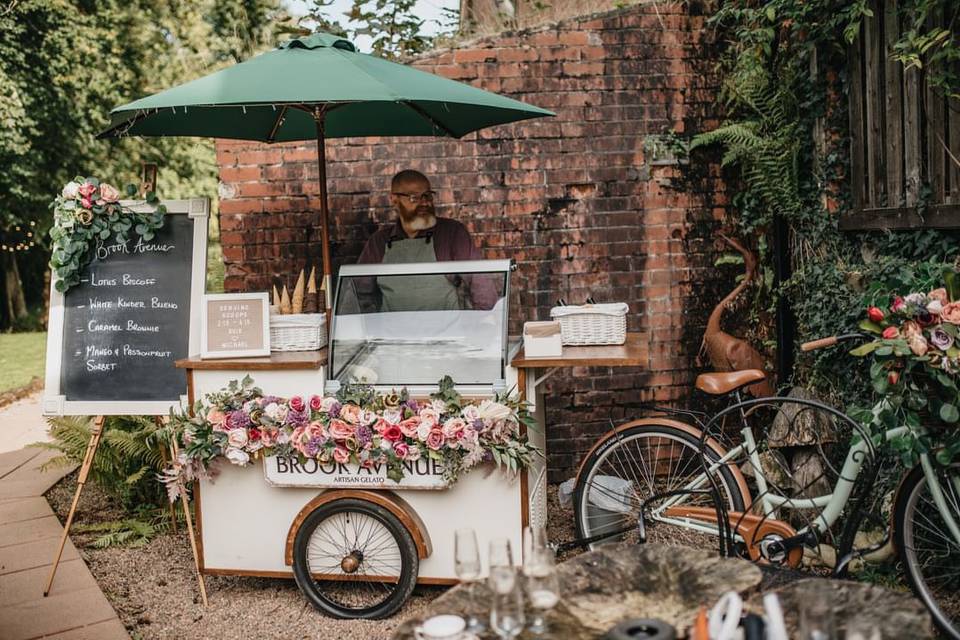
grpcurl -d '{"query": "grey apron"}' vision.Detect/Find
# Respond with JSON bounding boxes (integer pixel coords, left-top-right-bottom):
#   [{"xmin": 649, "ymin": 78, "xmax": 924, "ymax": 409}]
[{"xmin": 379, "ymin": 235, "xmax": 461, "ymax": 312}]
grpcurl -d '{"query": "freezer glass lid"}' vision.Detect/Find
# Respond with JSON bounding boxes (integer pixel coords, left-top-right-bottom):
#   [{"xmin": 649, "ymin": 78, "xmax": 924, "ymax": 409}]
[{"xmin": 329, "ymin": 260, "xmax": 511, "ymax": 387}]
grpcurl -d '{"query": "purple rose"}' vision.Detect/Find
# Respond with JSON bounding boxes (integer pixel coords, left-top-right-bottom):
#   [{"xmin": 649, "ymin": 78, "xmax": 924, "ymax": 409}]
[
  {"xmin": 327, "ymin": 401, "xmax": 342, "ymax": 418},
  {"xmin": 226, "ymin": 410, "xmax": 251, "ymax": 430},
  {"xmin": 930, "ymin": 328, "xmax": 954, "ymax": 351},
  {"xmin": 285, "ymin": 409, "xmax": 309, "ymax": 428}
]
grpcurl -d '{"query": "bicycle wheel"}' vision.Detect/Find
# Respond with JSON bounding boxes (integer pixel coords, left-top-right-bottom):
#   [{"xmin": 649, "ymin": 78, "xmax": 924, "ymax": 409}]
[
  {"xmin": 893, "ymin": 463, "xmax": 960, "ymax": 640},
  {"xmin": 292, "ymin": 498, "xmax": 419, "ymax": 619},
  {"xmin": 574, "ymin": 420, "xmax": 747, "ymax": 550}
]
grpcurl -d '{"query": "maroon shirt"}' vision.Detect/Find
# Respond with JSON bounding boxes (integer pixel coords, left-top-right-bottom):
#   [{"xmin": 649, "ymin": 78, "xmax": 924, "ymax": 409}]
[{"xmin": 356, "ymin": 218, "xmax": 498, "ymax": 310}]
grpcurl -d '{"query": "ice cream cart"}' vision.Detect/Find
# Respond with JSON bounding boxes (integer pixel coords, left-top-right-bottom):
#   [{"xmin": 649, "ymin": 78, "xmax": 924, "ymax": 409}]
[{"xmin": 176, "ymin": 259, "xmax": 549, "ymax": 619}]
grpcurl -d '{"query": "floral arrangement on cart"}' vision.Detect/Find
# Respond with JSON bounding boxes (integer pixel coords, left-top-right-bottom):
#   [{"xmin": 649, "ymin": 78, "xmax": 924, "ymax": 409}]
[
  {"xmin": 162, "ymin": 376, "xmax": 539, "ymax": 499},
  {"xmin": 852, "ymin": 269, "xmax": 960, "ymax": 465}
]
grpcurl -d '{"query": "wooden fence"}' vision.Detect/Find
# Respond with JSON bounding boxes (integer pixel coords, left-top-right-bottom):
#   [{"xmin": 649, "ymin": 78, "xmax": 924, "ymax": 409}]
[{"xmin": 842, "ymin": 0, "xmax": 960, "ymax": 230}]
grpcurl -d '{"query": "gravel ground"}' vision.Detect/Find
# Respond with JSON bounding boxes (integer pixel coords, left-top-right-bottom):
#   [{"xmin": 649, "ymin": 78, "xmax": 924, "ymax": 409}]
[{"xmin": 46, "ymin": 473, "xmax": 584, "ymax": 640}]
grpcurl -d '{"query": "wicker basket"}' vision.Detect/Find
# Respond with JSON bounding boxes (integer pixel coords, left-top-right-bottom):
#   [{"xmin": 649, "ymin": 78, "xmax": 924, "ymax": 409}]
[
  {"xmin": 549, "ymin": 303, "xmax": 628, "ymax": 346},
  {"xmin": 270, "ymin": 312, "xmax": 326, "ymax": 352}
]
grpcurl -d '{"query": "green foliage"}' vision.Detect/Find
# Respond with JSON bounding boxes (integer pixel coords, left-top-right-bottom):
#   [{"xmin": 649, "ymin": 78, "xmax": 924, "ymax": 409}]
[
  {"xmin": 0, "ymin": 0, "xmax": 286, "ymax": 328},
  {"xmin": 303, "ymin": 0, "xmax": 454, "ymax": 59},
  {"xmin": 36, "ymin": 415, "xmax": 170, "ymax": 509}
]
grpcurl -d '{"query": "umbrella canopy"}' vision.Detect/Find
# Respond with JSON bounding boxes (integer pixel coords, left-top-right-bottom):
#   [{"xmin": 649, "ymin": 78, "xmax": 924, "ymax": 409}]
[
  {"xmin": 99, "ymin": 32, "xmax": 553, "ymax": 307},
  {"xmin": 100, "ymin": 32, "xmax": 553, "ymax": 142}
]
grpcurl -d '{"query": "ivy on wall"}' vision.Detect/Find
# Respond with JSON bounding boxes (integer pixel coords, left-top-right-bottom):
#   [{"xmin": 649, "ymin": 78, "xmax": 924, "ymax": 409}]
[{"xmin": 691, "ymin": 0, "xmax": 960, "ymax": 415}]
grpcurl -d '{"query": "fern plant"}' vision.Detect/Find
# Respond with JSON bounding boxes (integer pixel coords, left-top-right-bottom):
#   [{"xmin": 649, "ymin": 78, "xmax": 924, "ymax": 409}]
[
  {"xmin": 36, "ymin": 415, "xmax": 170, "ymax": 509},
  {"xmin": 73, "ymin": 506, "xmax": 183, "ymax": 548}
]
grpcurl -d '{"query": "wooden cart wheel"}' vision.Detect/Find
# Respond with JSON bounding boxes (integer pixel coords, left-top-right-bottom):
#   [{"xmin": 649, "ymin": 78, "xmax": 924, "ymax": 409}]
[{"xmin": 292, "ymin": 497, "xmax": 419, "ymax": 619}]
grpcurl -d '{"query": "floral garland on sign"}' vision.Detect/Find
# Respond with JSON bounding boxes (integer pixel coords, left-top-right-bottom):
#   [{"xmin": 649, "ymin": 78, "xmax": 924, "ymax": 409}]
[
  {"xmin": 49, "ymin": 176, "xmax": 166, "ymax": 292},
  {"xmin": 161, "ymin": 376, "xmax": 540, "ymax": 501},
  {"xmin": 851, "ymin": 269, "xmax": 960, "ymax": 465}
]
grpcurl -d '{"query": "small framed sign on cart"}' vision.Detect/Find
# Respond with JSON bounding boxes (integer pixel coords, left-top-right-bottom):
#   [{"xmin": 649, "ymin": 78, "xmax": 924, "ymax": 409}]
[{"xmin": 200, "ymin": 293, "xmax": 270, "ymax": 359}]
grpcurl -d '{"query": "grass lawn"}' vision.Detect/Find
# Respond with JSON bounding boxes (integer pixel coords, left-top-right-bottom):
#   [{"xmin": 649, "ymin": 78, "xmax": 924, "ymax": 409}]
[{"xmin": 0, "ymin": 331, "xmax": 46, "ymax": 393}]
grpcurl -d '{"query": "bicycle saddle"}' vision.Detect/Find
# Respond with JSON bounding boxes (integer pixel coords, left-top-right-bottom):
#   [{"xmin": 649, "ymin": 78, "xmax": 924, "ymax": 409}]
[{"xmin": 695, "ymin": 369, "xmax": 766, "ymax": 395}]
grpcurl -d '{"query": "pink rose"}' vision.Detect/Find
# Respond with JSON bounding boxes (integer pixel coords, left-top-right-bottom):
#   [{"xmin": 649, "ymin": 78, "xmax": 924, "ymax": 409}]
[
  {"xmin": 307, "ymin": 420, "xmax": 327, "ymax": 440},
  {"xmin": 398, "ymin": 417, "xmax": 421, "ymax": 437},
  {"xmin": 882, "ymin": 326, "xmax": 899, "ymax": 339},
  {"xmin": 425, "ymin": 429, "xmax": 445, "ymax": 451},
  {"xmin": 929, "ymin": 288, "xmax": 949, "ymax": 305},
  {"xmin": 309, "ymin": 395, "xmax": 323, "ymax": 411},
  {"xmin": 382, "ymin": 425, "xmax": 403, "ymax": 442},
  {"xmin": 227, "ymin": 428, "xmax": 248, "ymax": 449},
  {"xmin": 98, "ymin": 183, "xmax": 120, "ymax": 203},
  {"xmin": 320, "ymin": 396, "xmax": 339, "ymax": 412},
  {"xmin": 289, "ymin": 396, "xmax": 305, "ymax": 412},
  {"xmin": 77, "ymin": 182, "xmax": 97, "ymax": 198},
  {"xmin": 340, "ymin": 404, "xmax": 362, "ymax": 424},
  {"xmin": 328, "ymin": 419, "xmax": 354, "ymax": 440},
  {"xmin": 902, "ymin": 320, "xmax": 921, "ymax": 339},
  {"xmin": 393, "ymin": 442, "xmax": 410, "ymax": 459},
  {"xmin": 418, "ymin": 407, "xmax": 440, "ymax": 428},
  {"xmin": 260, "ymin": 428, "xmax": 278, "ymax": 447},
  {"xmin": 908, "ymin": 333, "xmax": 929, "ymax": 356},
  {"xmin": 333, "ymin": 446, "xmax": 350, "ymax": 464},
  {"xmin": 890, "ymin": 296, "xmax": 906, "ymax": 313},
  {"xmin": 80, "ymin": 197, "xmax": 93, "ymax": 209},
  {"xmin": 442, "ymin": 417, "xmax": 466, "ymax": 439},
  {"xmin": 941, "ymin": 302, "xmax": 960, "ymax": 325},
  {"xmin": 206, "ymin": 408, "xmax": 226, "ymax": 427}
]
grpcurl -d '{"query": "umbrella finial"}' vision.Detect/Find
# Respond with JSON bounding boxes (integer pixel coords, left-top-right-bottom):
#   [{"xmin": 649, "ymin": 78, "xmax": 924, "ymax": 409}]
[{"xmin": 281, "ymin": 32, "xmax": 356, "ymax": 53}]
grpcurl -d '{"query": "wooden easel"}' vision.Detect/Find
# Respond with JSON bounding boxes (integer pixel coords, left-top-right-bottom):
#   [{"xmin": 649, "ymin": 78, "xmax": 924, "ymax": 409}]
[{"xmin": 43, "ymin": 415, "xmax": 208, "ymax": 607}]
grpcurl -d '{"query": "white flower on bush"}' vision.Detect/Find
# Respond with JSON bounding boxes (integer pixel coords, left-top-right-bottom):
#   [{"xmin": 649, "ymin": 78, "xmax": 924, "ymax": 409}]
[
  {"xmin": 477, "ymin": 399, "xmax": 513, "ymax": 423},
  {"xmin": 227, "ymin": 428, "xmax": 248, "ymax": 449},
  {"xmin": 62, "ymin": 181, "xmax": 81, "ymax": 199},
  {"xmin": 225, "ymin": 448, "xmax": 250, "ymax": 465}
]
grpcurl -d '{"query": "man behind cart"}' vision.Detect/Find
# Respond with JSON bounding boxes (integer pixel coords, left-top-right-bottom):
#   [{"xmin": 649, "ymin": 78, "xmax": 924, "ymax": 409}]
[{"xmin": 355, "ymin": 170, "xmax": 497, "ymax": 312}]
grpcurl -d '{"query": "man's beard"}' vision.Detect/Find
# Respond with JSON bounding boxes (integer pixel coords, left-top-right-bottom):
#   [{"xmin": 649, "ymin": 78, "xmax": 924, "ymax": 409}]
[{"xmin": 403, "ymin": 208, "xmax": 437, "ymax": 231}]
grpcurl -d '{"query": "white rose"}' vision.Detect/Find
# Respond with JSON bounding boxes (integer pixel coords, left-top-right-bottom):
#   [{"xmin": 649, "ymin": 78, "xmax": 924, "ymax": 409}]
[
  {"xmin": 461, "ymin": 405, "xmax": 480, "ymax": 421},
  {"xmin": 227, "ymin": 428, "xmax": 248, "ymax": 448},
  {"xmin": 405, "ymin": 445, "xmax": 422, "ymax": 461},
  {"xmin": 382, "ymin": 408, "xmax": 402, "ymax": 425},
  {"xmin": 380, "ymin": 439, "xmax": 392, "ymax": 451},
  {"xmin": 361, "ymin": 409, "xmax": 378, "ymax": 426},
  {"xmin": 263, "ymin": 402, "xmax": 280, "ymax": 420},
  {"xmin": 276, "ymin": 431, "xmax": 290, "ymax": 445},
  {"xmin": 62, "ymin": 181, "xmax": 81, "ymax": 199},
  {"xmin": 225, "ymin": 448, "xmax": 250, "ymax": 465},
  {"xmin": 430, "ymin": 399, "xmax": 447, "ymax": 415},
  {"xmin": 477, "ymin": 399, "xmax": 513, "ymax": 423},
  {"xmin": 320, "ymin": 397, "xmax": 339, "ymax": 412},
  {"xmin": 416, "ymin": 422, "xmax": 432, "ymax": 441}
]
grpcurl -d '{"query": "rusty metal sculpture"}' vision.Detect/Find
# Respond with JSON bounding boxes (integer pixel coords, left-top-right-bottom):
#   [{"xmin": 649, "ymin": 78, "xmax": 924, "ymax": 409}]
[{"xmin": 702, "ymin": 234, "xmax": 773, "ymax": 397}]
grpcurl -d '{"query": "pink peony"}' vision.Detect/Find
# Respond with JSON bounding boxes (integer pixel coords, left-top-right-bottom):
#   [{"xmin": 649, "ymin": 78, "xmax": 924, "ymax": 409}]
[
  {"xmin": 393, "ymin": 442, "xmax": 409, "ymax": 459},
  {"xmin": 328, "ymin": 419, "xmax": 354, "ymax": 440},
  {"xmin": 442, "ymin": 417, "xmax": 467, "ymax": 440},
  {"xmin": 941, "ymin": 302, "xmax": 960, "ymax": 325},
  {"xmin": 340, "ymin": 404, "xmax": 362, "ymax": 424},
  {"xmin": 98, "ymin": 183, "xmax": 120, "ymax": 203},
  {"xmin": 425, "ymin": 429, "xmax": 445, "ymax": 451},
  {"xmin": 260, "ymin": 428, "xmax": 278, "ymax": 447},
  {"xmin": 333, "ymin": 446, "xmax": 350, "ymax": 464},
  {"xmin": 418, "ymin": 407, "xmax": 440, "ymax": 428},
  {"xmin": 309, "ymin": 395, "xmax": 323, "ymax": 411},
  {"xmin": 77, "ymin": 182, "xmax": 97, "ymax": 198},
  {"xmin": 289, "ymin": 396, "xmax": 305, "ymax": 412}
]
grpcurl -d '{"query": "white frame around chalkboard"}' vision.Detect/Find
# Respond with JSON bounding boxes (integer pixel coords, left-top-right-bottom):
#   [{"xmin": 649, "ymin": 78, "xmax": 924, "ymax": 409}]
[
  {"xmin": 200, "ymin": 292, "xmax": 271, "ymax": 359},
  {"xmin": 42, "ymin": 198, "xmax": 209, "ymax": 416}
]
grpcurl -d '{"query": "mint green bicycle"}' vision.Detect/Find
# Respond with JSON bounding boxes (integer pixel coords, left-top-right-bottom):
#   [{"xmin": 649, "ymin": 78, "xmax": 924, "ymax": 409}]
[{"xmin": 572, "ymin": 334, "xmax": 960, "ymax": 638}]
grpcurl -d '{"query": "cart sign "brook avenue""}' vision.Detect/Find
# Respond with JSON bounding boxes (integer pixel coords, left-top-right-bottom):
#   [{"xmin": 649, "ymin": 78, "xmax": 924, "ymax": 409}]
[{"xmin": 262, "ymin": 455, "xmax": 449, "ymax": 489}]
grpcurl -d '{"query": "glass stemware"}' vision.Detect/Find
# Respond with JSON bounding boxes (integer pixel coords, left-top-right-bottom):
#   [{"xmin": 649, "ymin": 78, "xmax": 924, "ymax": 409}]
[
  {"xmin": 523, "ymin": 549, "xmax": 559, "ymax": 636},
  {"xmin": 454, "ymin": 528, "xmax": 485, "ymax": 634},
  {"xmin": 522, "ymin": 524, "xmax": 548, "ymax": 566}
]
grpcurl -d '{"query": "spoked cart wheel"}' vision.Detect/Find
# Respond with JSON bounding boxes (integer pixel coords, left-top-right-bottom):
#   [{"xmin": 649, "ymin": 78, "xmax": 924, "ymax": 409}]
[
  {"xmin": 292, "ymin": 498, "xmax": 419, "ymax": 619},
  {"xmin": 893, "ymin": 463, "xmax": 960, "ymax": 640}
]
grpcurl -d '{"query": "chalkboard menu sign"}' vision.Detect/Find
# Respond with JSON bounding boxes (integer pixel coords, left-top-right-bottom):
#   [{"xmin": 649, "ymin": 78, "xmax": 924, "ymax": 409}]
[{"xmin": 43, "ymin": 199, "xmax": 208, "ymax": 416}]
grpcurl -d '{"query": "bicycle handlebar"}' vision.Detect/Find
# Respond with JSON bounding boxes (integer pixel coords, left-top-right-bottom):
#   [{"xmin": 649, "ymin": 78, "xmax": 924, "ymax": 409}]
[{"xmin": 801, "ymin": 333, "xmax": 864, "ymax": 352}]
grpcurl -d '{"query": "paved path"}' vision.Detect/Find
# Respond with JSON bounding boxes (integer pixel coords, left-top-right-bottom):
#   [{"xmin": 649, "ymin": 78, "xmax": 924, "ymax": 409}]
[
  {"xmin": 0, "ymin": 447, "xmax": 129, "ymax": 640},
  {"xmin": 0, "ymin": 393, "xmax": 51, "ymax": 454}
]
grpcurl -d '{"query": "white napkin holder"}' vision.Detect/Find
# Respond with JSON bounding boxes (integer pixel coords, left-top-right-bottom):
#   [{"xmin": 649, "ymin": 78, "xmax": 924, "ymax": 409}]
[{"xmin": 523, "ymin": 321, "xmax": 563, "ymax": 358}]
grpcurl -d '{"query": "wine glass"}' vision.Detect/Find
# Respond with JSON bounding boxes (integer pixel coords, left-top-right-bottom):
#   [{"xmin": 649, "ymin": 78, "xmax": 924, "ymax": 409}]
[
  {"xmin": 490, "ymin": 564, "xmax": 525, "ymax": 639},
  {"xmin": 524, "ymin": 549, "xmax": 560, "ymax": 636},
  {"xmin": 522, "ymin": 524, "xmax": 548, "ymax": 568},
  {"xmin": 488, "ymin": 537, "xmax": 514, "ymax": 572},
  {"xmin": 454, "ymin": 528, "xmax": 485, "ymax": 634}
]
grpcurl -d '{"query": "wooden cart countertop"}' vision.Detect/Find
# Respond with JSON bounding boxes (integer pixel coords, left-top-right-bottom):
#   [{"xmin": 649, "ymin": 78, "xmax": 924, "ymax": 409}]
[
  {"xmin": 510, "ymin": 332, "xmax": 648, "ymax": 369},
  {"xmin": 175, "ymin": 349, "xmax": 327, "ymax": 371}
]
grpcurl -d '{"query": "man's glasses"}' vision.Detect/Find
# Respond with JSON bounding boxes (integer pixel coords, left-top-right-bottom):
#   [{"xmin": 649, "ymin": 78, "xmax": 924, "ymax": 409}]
[{"xmin": 392, "ymin": 190, "xmax": 435, "ymax": 205}]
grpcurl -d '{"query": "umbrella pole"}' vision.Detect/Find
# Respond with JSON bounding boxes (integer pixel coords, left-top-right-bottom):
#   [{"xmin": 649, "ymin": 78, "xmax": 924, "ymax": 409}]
[{"xmin": 313, "ymin": 108, "xmax": 333, "ymax": 319}]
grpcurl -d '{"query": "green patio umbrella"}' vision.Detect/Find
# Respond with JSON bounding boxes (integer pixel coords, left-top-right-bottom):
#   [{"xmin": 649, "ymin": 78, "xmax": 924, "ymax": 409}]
[{"xmin": 99, "ymin": 32, "xmax": 553, "ymax": 298}]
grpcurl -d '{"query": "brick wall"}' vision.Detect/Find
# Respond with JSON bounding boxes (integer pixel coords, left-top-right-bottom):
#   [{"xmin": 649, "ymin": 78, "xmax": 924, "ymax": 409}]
[{"xmin": 216, "ymin": 1, "xmax": 731, "ymax": 482}]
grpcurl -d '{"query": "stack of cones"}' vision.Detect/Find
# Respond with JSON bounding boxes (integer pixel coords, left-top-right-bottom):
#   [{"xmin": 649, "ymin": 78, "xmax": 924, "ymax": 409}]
[{"xmin": 271, "ymin": 265, "xmax": 324, "ymax": 315}]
